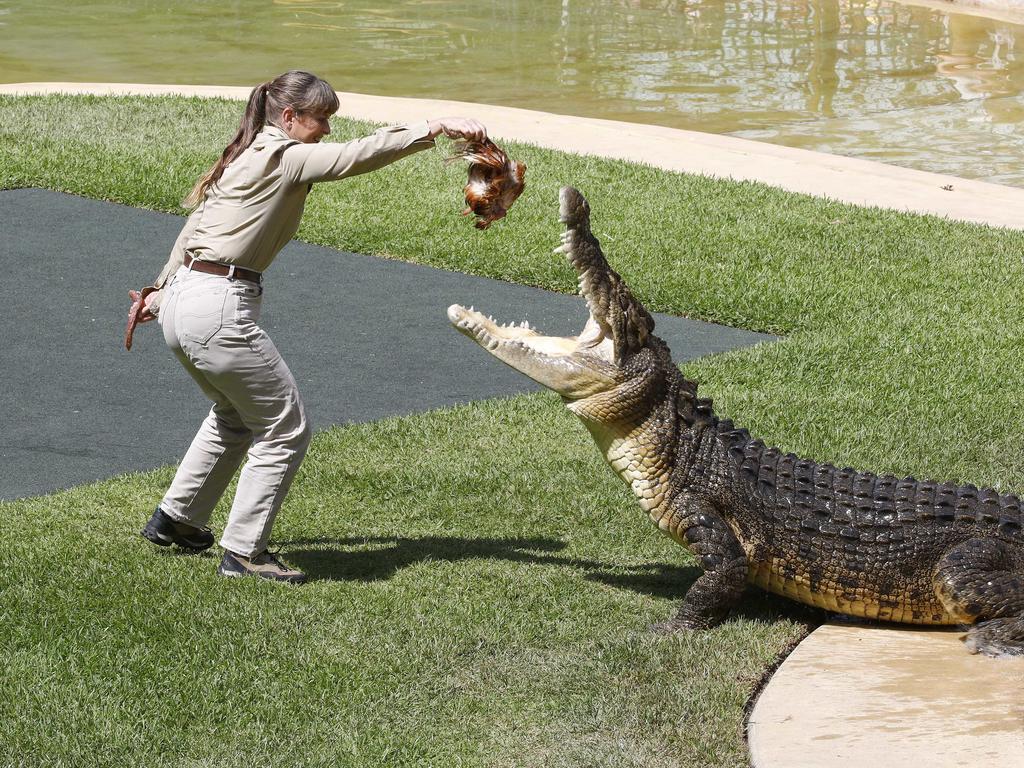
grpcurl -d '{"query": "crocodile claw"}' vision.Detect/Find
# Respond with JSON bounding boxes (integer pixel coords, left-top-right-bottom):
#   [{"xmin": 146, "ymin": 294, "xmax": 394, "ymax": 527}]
[{"xmin": 649, "ymin": 618, "xmax": 706, "ymax": 635}]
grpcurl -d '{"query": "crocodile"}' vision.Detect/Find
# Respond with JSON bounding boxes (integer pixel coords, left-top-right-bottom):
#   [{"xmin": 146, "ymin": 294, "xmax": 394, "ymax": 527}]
[{"xmin": 448, "ymin": 186, "xmax": 1024, "ymax": 657}]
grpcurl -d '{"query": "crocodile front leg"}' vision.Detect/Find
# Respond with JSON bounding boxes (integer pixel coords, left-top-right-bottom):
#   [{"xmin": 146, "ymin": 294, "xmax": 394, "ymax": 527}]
[
  {"xmin": 934, "ymin": 537, "xmax": 1024, "ymax": 656},
  {"xmin": 651, "ymin": 495, "xmax": 749, "ymax": 632}
]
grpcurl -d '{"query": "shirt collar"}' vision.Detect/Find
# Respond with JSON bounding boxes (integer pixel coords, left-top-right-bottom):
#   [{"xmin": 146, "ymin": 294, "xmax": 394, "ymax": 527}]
[
  {"xmin": 251, "ymin": 124, "xmax": 297, "ymax": 151},
  {"xmin": 261, "ymin": 124, "xmax": 290, "ymax": 141}
]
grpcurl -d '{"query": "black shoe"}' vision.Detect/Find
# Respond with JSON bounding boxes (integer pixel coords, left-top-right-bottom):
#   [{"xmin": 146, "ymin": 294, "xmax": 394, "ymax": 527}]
[
  {"xmin": 141, "ymin": 507, "xmax": 214, "ymax": 552},
  {"xmin": 217, "ymin": 550, "xmax": 307, "ymax": 584}
]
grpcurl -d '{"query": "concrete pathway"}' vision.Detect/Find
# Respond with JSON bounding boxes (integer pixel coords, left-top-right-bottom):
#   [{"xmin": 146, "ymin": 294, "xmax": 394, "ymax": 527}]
[
  {"xmin": 0, "ymin": 188, "xmax": 770, "ymax": 501},
  {"xmin": 2, "ymin": 83, "xmax": 1022, "ymax": 767}
]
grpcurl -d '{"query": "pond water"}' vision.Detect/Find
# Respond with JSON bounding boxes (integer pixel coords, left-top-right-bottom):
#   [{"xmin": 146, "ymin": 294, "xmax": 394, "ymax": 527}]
[{"xmin": 3, "ymin": 0, "xmax": 1024, "ymax": 186}]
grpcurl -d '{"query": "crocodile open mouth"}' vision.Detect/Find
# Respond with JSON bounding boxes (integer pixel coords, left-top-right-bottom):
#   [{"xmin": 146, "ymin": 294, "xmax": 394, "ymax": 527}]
[
  {"xmin": 447, "ymin": 187, "xmax": 612, "ymax": 360},
  {"xmin": 447, "ymin": 186, "xmax": 631, "ymax": 401},
  {"xmin": 445, "ymin": 305, "xmax": 585, "ymax": 357},
  {"xmin": 446, "ymin": 300, "xmax": 617, "ymax": 400}
]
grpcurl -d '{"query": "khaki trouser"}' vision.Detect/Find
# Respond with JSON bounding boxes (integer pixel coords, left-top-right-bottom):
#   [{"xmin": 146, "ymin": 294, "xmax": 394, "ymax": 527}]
[{"xmin": 158, "ymin": 266, "xmax": 311, "ymax": 556}]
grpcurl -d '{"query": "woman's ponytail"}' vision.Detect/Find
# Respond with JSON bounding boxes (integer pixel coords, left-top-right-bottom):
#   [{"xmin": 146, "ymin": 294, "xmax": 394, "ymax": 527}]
[{"xmin": 182, "ymin": 82, "xmax": 270, "ymax": 208}]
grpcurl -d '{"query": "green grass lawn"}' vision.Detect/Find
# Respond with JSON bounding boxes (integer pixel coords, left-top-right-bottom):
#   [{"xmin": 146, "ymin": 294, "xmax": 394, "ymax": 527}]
[{"xmin": 2, "ymin": 94, "xmax": 1024, "ymax": 767}]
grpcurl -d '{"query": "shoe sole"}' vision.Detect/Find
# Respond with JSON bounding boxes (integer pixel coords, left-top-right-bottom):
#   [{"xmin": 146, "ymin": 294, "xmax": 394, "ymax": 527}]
[
  {"xmin": 217, "ymin": 564, "xmax": 307, "ymax": 585},
  {"xmin": 140, "ymin": 524, "xmax": 173, "ymax": 547},
  {"xmin": 141, "ymin": 523, "xmax": 213, "ymax": 553}
]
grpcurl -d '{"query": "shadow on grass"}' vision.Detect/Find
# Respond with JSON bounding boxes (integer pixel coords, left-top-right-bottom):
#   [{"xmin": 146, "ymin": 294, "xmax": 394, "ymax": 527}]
[
  {"xmin": 280, "ymin": 535, "xmax": 828, "ymax": 627},
  {"xmin": 280, "ymin": 534, "xmax": 700, "ymax": 596}
]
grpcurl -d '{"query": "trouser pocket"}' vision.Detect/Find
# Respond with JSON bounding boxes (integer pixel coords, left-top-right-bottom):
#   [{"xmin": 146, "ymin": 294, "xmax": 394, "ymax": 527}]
[
  {"xmin": 177, "ymin": 280, "xmax": 229, "ymax": 345},
  {"xmin": 231, "ymin": 283, "xmax": 264, "ymax": 326}
]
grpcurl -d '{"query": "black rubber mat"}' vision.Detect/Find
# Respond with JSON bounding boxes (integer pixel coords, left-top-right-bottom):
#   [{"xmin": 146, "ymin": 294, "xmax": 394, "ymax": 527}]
[{"xmin": 0, "ymin": 189, "xmax": 775, "ymax": 500}]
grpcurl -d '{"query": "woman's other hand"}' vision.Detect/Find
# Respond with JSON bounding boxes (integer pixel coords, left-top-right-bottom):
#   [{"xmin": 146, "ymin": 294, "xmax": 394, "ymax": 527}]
[
  {"xmin": 125, "ymin": 286, "xmax": 159, "ymax": 350},
  {"xmin": 428, "ymin": 117, "xmax": 487, "ymax": 143},
  {"xmin": 128, "ymin": 288, "xmax": 158, "ymax": 324}
]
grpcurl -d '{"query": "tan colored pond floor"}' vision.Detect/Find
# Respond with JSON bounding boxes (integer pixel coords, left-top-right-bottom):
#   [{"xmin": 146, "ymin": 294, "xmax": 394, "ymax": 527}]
[
  {"xmin": 3, "ymin": 81, "xmax": 1024, "ymax": 766},
  {"xmin": 5, "ymin": 81, "xmax": 1024, "ymax": 230}
]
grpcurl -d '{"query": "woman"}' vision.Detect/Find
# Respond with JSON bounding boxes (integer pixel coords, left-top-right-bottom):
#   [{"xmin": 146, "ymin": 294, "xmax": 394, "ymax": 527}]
[{"xmin": 136, "ymin": 70, "xmax": 487, "ymax": 584}]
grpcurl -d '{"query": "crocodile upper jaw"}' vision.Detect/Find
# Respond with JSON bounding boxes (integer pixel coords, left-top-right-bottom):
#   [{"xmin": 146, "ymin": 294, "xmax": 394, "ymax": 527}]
[{"xmin": 448, "ymin": 185, "xmax": 642, "ymax": 402}]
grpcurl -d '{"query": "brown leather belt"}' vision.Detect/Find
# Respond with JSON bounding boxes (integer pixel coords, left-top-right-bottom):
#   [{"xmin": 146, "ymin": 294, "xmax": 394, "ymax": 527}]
[{"xmin": 184, "ymin": 253, "xmax": 262, "ymax": 284}]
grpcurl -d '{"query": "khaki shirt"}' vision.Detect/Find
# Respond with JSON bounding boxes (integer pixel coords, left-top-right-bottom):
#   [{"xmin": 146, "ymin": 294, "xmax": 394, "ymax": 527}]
[{"xmin": 151, "ymin": 121, "xmax": 434, "ymax": 311}]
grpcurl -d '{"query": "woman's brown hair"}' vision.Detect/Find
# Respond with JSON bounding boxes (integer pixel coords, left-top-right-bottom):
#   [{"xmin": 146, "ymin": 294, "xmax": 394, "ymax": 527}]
[{"xmin": 183, "ymin": 70, "xmax": 340, "ymax": 208}]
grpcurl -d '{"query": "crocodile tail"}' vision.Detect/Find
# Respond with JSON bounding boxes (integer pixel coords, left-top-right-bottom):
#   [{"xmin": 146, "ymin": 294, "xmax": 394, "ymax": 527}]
[{"xmin": 558, "ymin": 186, "xmax": 655, "ymax": 364}]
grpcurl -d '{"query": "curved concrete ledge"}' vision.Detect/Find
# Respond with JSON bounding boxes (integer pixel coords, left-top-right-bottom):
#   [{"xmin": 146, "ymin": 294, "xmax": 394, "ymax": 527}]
[
  {"xmin": 3, "ymin": 82, "xmax": 1024, "ymax": 231},
  {"xmin": 896, "ymin": 0, "xmax": 1024, "ymax": 24},
  {"xmin": 748, "ymin": 622, "xmax": 1024, "ymax": 767}
]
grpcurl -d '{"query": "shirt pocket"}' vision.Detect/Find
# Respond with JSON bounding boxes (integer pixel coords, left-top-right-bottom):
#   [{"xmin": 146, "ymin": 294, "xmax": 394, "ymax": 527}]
[{"xmin": 177, "ymin": 283, "xmax": 229, "ymax": 345}]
